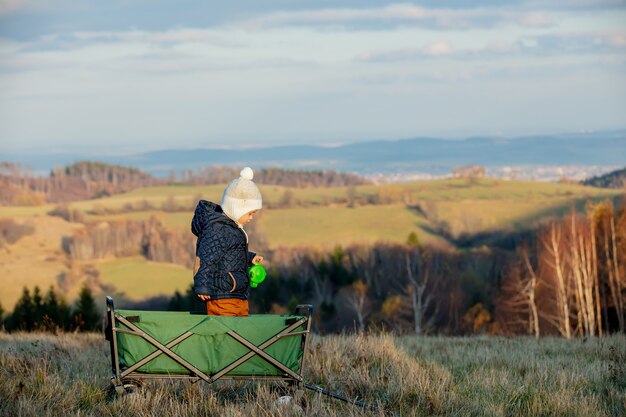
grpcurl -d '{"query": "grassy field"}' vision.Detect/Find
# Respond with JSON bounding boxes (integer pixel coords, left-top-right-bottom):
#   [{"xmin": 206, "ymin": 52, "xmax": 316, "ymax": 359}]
[
  {"xmin": 95, "ymin": 257, "xmax": 192, "ymax": 300},
  {"xmin": 0, "ymin": 179, "xmax": 622, "ymax": 310},
  {"xmin": 256, "ymin": 204, "xmax": 450, "ymax": 249},
  {"xmin": 0, "ymin": 331, "xmax": 624, "ymax": 416},
  {"xmin": 0, "ymin": 216, "xmax": 83, "ymax": 310},
  {"xmin": 0, "ymin": 178, "xmax": 620, "ymax": 219}
]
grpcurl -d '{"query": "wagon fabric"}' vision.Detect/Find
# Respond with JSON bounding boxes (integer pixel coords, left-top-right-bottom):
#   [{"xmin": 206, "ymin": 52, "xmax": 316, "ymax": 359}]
[{"xmin": 115, "ymin": 309, "xmax": 304, "ymax": 376}]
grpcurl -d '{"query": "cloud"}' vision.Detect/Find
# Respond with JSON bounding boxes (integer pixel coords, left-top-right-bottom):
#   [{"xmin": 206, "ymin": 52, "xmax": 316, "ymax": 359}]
[
  {"xmin": 527, "ymin": 0, "xmax": 626, "ymax": 10},
  {"xmin": 243, "ymin": 3, "xmax": 557, "ymax": 31},
  {"xmin": 422, "ymin": 40, "xmax": 453, "ymax": 56},
  {"xmin": 357, "ymin": 30, "xmax": 626, "ymax": 63},
  {"xmin": 0, "ymin": 0, "xmax": 27, "ymax": 15},
  {"xmin": 517, "ymin": 12, "xmax": 553, "ymax": 27},
  {"xmin": 516, "ymin": 31, "xmax": 626, "ymax": 55},
  {"xmin": 71, "ymin": 28, "xmax": 239, "ymax": 47}
]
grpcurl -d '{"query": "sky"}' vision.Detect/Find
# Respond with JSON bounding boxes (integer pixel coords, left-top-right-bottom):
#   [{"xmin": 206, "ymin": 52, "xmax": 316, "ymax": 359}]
[{"xmin": 0, "ymin": 0, "xmax": 625, "ymax": 154}]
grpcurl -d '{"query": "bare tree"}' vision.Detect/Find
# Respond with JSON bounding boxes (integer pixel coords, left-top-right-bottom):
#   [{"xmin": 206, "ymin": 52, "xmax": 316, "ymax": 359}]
[
  {"xmin": 521, "ymin": 248, "xmax": 540, "ymax": 338},
  {"xmin": 542, "ymin": 223, "xmax": 572, "ymax": 338},
  {"xmin": 345, "ymin": 280, "xmax": 371, "ymax": 333},
  {"xmin": 404, "ymin": 250, "xmax": 440, "ymax": 335},
  {"xmin": 496, "ymin": 248, "xmax": 539, "ymax": 338}
]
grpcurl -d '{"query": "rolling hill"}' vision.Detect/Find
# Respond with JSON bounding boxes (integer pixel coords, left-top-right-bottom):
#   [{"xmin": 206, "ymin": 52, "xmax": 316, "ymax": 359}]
[{"xmin": 0, "ymin": 178, "xmax": 622, "ymax": 310}]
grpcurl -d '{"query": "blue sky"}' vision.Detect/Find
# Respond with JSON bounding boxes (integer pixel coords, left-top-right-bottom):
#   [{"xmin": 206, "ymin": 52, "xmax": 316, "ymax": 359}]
[{"xmin": 0, "ymin": 0, "xmax": 625, "ymax": 153}]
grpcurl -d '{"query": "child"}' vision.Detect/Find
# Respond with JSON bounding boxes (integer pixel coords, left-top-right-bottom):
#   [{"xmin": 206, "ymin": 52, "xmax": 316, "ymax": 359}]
[{"xmin": 191, "ymin": 167, "xmax": 264, "ymax": 316}]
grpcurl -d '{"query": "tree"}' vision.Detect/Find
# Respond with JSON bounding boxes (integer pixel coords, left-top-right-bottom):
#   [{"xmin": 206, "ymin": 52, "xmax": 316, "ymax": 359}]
[
  {"xmin": 542, "ymin": 222, "xmax": 572, "ymax": 338},
  {"xmin": 43, "ymin": 286, "xmax": 70, "ymax": 332},
  {"xmin": 346, "ymin": 186, "xmax": 357, "ymax": 208},
  {"xmin": 32, "ymin": 286, "xmax": 44, "ymax": 327},
  {"xmin": 8, "ymin": 287, "xmax": 35, "ymax": 331},
  {"xmin": 345, "ymin": 280, "xmax": 371, "ymax": 333},
  {"xmin": 497, "ymin": 248, "xmax": 539, "ymax": 338},
  {"xmin": 406, "ymin": 232, "xmax": 421, "ymax": 247},
  {"xmin": 278, "ymin": 190, "xmax": 296, "ymax": 208},
  {"xmin": 73, "ymin": 286, "xmax": 100, "ymax": 331},
  {"xmin": 404, "ymin": 250, "xmax": 441, "ymax": 335}
]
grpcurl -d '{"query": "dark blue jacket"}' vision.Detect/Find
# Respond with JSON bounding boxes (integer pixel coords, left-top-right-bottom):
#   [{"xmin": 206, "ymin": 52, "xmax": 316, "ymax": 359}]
[{"xmin": 191, "ymin": 200, "xmax": 255, "ymax": 300}]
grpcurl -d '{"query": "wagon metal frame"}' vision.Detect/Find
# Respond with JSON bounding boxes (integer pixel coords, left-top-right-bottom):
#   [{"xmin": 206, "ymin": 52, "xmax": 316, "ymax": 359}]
[{"xmin": 104, "ymin": 296, "xmax": 382, "ymax": 411}]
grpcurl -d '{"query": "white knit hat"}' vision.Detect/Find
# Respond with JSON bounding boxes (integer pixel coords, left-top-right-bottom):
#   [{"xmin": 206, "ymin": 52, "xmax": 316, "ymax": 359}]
[{"xmin": 221, "ymin": 167, "xmax": 262, "ymax": 222}]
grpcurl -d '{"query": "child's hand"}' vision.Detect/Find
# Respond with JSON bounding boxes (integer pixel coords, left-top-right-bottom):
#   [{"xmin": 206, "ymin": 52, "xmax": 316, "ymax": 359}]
[
  {"xmin": 252, "ymin": 255, "xmax": 264, "ymax": 264},
  {"xmin": 198, "ymin": 294, "xmax": 211, "ymax": 301}
]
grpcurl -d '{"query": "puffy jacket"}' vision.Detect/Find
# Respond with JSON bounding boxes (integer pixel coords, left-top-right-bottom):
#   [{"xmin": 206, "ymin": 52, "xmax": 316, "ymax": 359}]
[{"xmin": 191, "ymin": 200, "xmax": 256, "ymax": 300}]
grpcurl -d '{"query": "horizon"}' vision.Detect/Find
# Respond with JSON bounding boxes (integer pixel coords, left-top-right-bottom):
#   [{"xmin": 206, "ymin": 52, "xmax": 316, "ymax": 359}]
[
  {"xmin": 1, "ymin": 1, "xmax": 625, "ymax": 154},
  {"xmin": 4, "ymin": 127, "xmax": 626, "ymax": 158}
]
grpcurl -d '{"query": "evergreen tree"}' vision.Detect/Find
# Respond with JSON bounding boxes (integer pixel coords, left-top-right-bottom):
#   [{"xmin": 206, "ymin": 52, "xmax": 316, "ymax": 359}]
[
  {"xmin": 168, "ymin": 290, "xmax": 186, "ymax": 311},
  {"xmin": 406, "ymin": 231, "xmax": 421, "ymax": 247},
  {"xmin": 43, "ymin": 286, "xmax": 70, "ymax": 332},
  {"xmin": 0, "ymin": 301, "xmax": 4, "ymax": 329},
  {"xmin": 8, "ymin": 287, "xmax": 35, "ymax": 331},
  {"xmin": 73, "ymin": 286, "xmax": 100, "ymax": 331},
  {"xmin": 32, "ymin": 286, "xmax": 44, "ymax": 328}
]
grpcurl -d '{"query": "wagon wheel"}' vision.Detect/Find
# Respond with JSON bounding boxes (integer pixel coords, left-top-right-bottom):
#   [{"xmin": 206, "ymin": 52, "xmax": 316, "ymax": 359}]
[
  {"xmin": 122, "ymin": 378, "xmax": 145, "ymax": 394},
  {"xmin": 110, "ymin": 377, "xmax": 145, "ymax": 396}
]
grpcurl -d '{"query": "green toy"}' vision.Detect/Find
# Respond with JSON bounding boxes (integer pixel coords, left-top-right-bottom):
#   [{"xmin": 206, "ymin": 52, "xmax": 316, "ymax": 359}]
[{"xmin": 248, "ymin": 260, "xmax": 267, "ymax": 288}]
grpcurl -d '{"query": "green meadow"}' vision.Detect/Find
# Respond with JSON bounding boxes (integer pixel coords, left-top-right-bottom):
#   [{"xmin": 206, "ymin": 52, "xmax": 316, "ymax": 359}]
[{"xmin": 95, "ymin": 257, "xmax": 191, "ymax": 300}]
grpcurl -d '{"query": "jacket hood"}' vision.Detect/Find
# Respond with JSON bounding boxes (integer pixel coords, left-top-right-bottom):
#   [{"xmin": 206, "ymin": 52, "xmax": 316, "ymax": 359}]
[{"xmin": 191, "ymin": 200, "xmax": 234, "ymax": 237}]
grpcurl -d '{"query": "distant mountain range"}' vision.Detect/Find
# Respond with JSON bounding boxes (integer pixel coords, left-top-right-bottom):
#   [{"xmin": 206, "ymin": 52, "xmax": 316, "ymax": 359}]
[{"xmin": 6, "ymin": 131, "xmax": 626, "ymax": 179}]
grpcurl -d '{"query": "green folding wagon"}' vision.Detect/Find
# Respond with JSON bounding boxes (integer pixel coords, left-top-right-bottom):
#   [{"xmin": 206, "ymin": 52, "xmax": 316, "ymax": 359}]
[{"xmin": 104, "ymin": 296, "xmax": 382, "ymax": 411}]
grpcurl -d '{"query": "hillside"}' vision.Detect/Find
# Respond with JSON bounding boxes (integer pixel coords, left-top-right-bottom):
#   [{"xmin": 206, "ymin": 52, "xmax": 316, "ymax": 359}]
[
  {"xmin": 0, "ymin": 178, "xmax": 622, "ymax": 311},
  {"xmin": 1, "ymin": 332, "xmax": 624, "ymax": 416},
  {"xmin": 583, "ymin": 166, "xmax": 626, "ymax": 189},
  {"xmin": 0, "ymin": 179, "xmax": 621, "ymax": 310}
]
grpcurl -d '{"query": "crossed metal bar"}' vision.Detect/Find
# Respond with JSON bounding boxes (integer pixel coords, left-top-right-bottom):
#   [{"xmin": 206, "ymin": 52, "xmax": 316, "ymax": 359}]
[{"xmin": 106, "ymin": 297, "xmax": 310, "ymax": 387}]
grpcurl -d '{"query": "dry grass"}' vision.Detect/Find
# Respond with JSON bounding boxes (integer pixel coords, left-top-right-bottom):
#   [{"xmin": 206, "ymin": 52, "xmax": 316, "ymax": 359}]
[
  {"xmin": 0, "ymin": 216, "xmax": 83, "ymax": 310},
  {"xmin": 1, "ymin": 331, "xmax": 624, "ymax": 417}
]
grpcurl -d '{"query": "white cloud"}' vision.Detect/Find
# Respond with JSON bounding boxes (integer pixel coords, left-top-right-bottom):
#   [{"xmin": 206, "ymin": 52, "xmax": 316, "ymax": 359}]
[
  {"xmin": 355, "ymin": 29, "xmax": 626, "ymax": 63},
  {"xmin": 517, "ymin": 12, "xmax": 553, "ymax": 27},
  {"xmin": 243, "ymin": 3, "xmax": 557, "ymax": 30},
  {"xmin": 607, "ymin": 33, "xmax": 626, "ymax": 47},
  {"xmin": 422, "ymin": 41, "xmax": 453, "ymax": 56}
]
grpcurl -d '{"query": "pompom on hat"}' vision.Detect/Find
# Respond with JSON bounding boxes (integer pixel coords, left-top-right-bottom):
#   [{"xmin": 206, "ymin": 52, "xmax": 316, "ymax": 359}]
[{"xmin": 221, "ymin": 167, "xmax": 262, "ymax": 222}]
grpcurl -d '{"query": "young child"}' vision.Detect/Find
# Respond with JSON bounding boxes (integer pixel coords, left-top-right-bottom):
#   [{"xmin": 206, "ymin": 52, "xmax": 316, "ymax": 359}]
[{"xmin": 191, "ymin": 167, "xmax": 263, "ymax": 316}]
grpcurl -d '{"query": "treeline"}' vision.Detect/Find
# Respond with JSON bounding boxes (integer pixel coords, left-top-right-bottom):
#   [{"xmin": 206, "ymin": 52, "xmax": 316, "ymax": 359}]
[
  {"xmin": 583, "ymin": 166, "xmax": 626, "ymax": 189},
  {"xmin": 63, "ymin": 217, "xmax": 195, "ymax": 268},
  {"xmin": 166, "ymin": 242, "xmax": 510, "ymax": 335},
  {"xmin": 1, "ymin": 286, "xmax": 100, "ymax": 332},
  {"xmin": 1, "ymin": 161, "xmax": 370, "ymax": 206},
  {"xmin": 173, "ymin": 166, "xmax": 370, "ymax": 188},
  {"xmin": 0, "ymin": 161, "xmax": 159, "ymax": 205}
]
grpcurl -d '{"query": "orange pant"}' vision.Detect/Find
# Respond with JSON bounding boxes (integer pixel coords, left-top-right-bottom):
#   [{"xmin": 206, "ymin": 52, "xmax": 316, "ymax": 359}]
[{"xmin": 206, "ymin": 298, "xmax": 249, "ymax": 316}]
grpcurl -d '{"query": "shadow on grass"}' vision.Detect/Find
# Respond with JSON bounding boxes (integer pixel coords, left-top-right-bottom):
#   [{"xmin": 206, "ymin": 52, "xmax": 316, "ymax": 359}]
[{"xmin": 416, "ymin": 194, "xmax": 625, "ymax": 250}]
